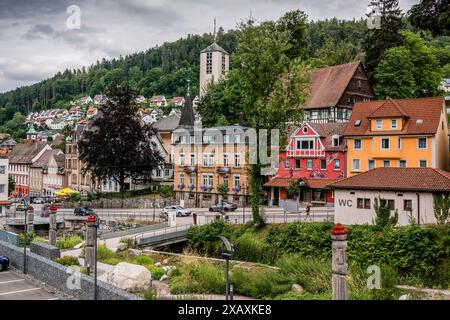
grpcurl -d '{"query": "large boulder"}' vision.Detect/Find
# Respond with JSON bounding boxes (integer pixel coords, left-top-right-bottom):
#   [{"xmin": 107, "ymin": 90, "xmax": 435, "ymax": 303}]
[{"xmin": 100, "ymin": 262, "xmax": 152, "ymax": 292}]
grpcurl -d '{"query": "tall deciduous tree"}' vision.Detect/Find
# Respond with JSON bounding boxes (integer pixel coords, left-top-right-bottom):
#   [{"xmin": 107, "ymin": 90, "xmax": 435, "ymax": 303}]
[
  {"xmin": 232, "ymin": 19, "xmax": 310, "ymax": 227},
  {"xmin": 363, "ymin": 0, "xmax": 405, "ymax": 81},
  {"xmin": 408, "ymin": 0, "xmax": 449, "ymax": 37},
  {"xmin": 78, "ymin": 84, "xmax": 164, "ymax": 192},
  {"xmin": 374, "ymin": 47, "xmax": 416, "ymax": 98}
]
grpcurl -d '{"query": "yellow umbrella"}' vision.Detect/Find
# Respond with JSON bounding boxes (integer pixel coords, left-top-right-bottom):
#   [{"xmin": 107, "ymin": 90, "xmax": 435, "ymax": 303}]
[{"xmin": 58, "ymin": 188, "xmax": 80, "ymax": 195}]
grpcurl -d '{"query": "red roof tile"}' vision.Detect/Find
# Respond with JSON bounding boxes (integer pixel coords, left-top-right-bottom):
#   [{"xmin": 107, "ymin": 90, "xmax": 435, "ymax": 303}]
[
  {"xmin": 303, "ymin": 62, "xmax": 360, "ymax": 109},
  {"xmin": 343, "ymin": 97, "xmax": 445, "ymax": 136},
  {"xmin": 329, "ymin": 167, "xmax": 450, "ymax": 192}
]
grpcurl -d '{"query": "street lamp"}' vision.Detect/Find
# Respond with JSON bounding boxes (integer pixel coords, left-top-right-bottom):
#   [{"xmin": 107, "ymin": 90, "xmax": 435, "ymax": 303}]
[
  {"xmin": 22, "ymin": 197, "xmax": 29, "ymax": 274},
  {"xmin": 217, "ymin": 236, "xmax": 234, "ymax": 300}
]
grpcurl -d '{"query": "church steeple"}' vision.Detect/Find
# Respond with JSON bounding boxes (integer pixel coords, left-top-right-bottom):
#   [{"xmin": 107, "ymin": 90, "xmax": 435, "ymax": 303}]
[
  {"xmin": 199, "ymin": 19, "xmax": 229, "ymax": 97},
  {"xmin": 177, "ymin": 81, "xmax": 195, "ymax": 129}
]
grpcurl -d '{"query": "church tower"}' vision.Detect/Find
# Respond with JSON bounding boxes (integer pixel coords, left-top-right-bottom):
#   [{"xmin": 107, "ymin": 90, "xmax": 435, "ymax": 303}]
[{"xmin": 199, "ymin": 19, "xmax": 229, "ymax": 97}]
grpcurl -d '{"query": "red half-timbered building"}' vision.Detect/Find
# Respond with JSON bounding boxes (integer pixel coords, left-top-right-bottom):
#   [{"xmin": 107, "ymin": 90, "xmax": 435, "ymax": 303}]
[{"xmin": 264, "ymin": 122, "xmax": 347, "ymax": 206}]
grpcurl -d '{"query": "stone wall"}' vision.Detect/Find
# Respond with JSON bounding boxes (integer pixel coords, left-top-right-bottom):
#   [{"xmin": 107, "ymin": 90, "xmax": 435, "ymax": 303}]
[
  {"xmin": 0, "ymin": 240, "xmax": 141, "ymax": 300},
  {"xmin": 30, "ymin": 242, "xmax": 61, "ymax": 260}
]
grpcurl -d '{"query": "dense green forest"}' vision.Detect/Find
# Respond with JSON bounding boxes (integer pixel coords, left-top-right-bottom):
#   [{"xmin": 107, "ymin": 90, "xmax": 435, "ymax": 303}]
[
  {"xmin": 0, "ymin": 0, "xmax": 448, "ymax": 131},
  {"xmin": 0, "ymin": 18, "xmax": 366, "ymax": 126}
]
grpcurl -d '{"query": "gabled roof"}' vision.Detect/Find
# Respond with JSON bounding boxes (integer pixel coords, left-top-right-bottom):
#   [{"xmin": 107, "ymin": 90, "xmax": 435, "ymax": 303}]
[
  {"xmin": 201, "ymin": 42, "xmax": 228, "ymax": 54},
  {"xmin": 151, "ymin": 95, "xmax": 166, "ymax": 102},
  {"xmin": 9, "ymin": 142, "xmax": 50, "ymax": 164},
  {"xmin": 153, "ymin": 114, "xmax": 181, "ymax": 132},
  {"xmin": 343, "ymin": 97, "xmax": 445, "ymax": 136},
  {"xmin": 329, "ymin": 167, "xmax": 450, "ymax": 192},
  {"xmin": 368, "ymin": 99, "xmax": 408, "ymax": 118},
  {"xmin": 303, "ymin": 61, "xmax": 361, "ymax": 109},
  {"xmin": 177, "ymin": 97, "xmax": 195, "ymax": 129},
  {"xmin": 31, "ymin": 149, "xmax": 54, "ymax": 168}
]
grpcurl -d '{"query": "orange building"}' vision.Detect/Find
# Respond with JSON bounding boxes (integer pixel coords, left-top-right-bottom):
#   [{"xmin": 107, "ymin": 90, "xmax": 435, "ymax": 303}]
[{"xmin": 343, "ymin": 97, "xmax": 449, "ymax": 177}]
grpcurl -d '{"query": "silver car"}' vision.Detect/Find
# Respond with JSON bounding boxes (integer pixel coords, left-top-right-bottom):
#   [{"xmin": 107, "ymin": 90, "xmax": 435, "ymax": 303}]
[{"xmin": 162, "ymin": 205, "xmax": 191, "ymax": 217}]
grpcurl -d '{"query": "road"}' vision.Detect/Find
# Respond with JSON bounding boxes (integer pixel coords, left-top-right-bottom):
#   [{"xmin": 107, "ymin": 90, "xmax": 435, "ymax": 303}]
[{"xmin": 0, "ymin": 270, "xmax": 58, "ymax": 300}]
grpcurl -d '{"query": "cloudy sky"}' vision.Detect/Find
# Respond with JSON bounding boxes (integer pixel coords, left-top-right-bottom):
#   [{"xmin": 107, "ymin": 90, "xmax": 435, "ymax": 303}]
[{"xmin": 0, "ymin": 0, "xmax": 419, "ymax": 93}]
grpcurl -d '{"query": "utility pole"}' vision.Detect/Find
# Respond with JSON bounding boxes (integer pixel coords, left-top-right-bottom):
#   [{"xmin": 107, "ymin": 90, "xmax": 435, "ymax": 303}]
[{"xmin": 22, "ymin": 197, "xmax": 28, "ymax": 274}]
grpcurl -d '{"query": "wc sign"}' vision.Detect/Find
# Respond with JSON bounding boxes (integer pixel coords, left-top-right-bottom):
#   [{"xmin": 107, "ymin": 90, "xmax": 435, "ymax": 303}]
[{"xmin": 338, "ymin": 199, "xmax": 353, "ymax": 207}]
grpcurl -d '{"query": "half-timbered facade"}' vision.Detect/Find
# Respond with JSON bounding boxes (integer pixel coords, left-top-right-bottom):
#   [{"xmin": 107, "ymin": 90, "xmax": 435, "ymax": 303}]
[{"xmin": 264, "ymin": 122, "xmax": 347, "ymax": 207}]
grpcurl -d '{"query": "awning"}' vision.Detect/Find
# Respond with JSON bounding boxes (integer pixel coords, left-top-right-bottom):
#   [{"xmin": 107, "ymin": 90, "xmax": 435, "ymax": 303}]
[
  {"xmin": 264, "ymin": 177, "xmax": 339, "ymax": 189},
  {"xmin": 263, "ymin": 178, "xmax": 292, "ymax": 188}
]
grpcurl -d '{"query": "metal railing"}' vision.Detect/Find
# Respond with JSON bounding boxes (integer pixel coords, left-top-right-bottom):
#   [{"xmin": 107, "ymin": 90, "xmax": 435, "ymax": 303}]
[{"xmin": 133, "ymin": 224, "xmax": 191, "ymax": 245}]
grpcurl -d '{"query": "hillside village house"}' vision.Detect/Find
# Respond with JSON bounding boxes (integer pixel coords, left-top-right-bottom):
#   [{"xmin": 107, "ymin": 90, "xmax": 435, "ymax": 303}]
[
  {"xmin": 0, "ymin": 148, "xmax": 11, "ymax": 215},
  {"xmin": 171, "ymin": 96, "xmax": 186, "ymax": 106},
  {"xmin": 330, "ymin": 167, "xmax": 450, "ymax": 226},
  {"xmin": 301, "ymin": 61, "xmax": 376, "ymax": 123},
  {"xmin": 149, "ymin": 109, "xmax": 164, "ymax": 123},
  {"xmin": 8, "ymin": 128, "xmax": 52, "ymax": 197},
  {"xmin": 344, "ymin": 97, "xmax": 449, "ymax": 177},
  {"xmin": 172, "ymin": 99, "xmax": 250, "ymax": 207},
  {"xmin": 264, "ymin": 122, "xmax": 347, "ymax": 207},
  {"xmin": 150, "ymin": 96, "xmax": 167, "ymax": 108},
  {"xmin": 153, "ymin": 114, "xmax": 181, "ymax": 163}
]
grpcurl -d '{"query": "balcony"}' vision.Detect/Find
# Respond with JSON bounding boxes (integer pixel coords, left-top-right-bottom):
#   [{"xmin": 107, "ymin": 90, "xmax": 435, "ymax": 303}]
[
  {"xmin": 183, "ymin": 165, "xmax": 197, "ymax": 173},
  {"xmin": 217, "ymin": 166, "xmax": 231, "ymax": 174},
  {"xmin": 287, "ymin": 149, "xmax": 325, "ymax": 158}
]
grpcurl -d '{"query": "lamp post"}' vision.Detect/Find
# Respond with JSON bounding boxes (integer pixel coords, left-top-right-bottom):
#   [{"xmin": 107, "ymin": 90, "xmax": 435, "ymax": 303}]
[
  {"xmin": 217, "ymin": 236, "xmax": 234, "ymax": 300},
  {"xmin": 242, "ymin": 182, "xmax": 247, "ymax": 224},
  {"xmin": 22, "ymin": 197, "xmax": 29, "ymax": 274}
]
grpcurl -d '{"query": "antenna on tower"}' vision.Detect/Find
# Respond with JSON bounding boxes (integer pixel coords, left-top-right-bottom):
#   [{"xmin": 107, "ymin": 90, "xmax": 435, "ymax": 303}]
[{"xmin": 213, "ymin": 18, "xmax": 217, "ymax": 41}]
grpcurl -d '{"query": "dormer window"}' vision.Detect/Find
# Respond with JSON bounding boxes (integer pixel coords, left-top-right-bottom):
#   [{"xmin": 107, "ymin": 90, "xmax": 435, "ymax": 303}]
[
  {"xmin": 354, "ymin": 120, "xmax": 361, "ymax": 126},
  {"xmin": 332, "ymin": 135, "xmax": 339, "ymax": 147}
]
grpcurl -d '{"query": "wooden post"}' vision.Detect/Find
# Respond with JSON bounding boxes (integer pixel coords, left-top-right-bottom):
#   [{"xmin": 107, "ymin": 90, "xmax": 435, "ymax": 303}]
[
  {"xmin": 85, "ymin": 219, "xmax": 96, "ymax": 273},
  {"xmin": 331, "ymin": 223, "xmax": 349, "ymax": 300},
  {"xmin": 48, "ymin": 203, "xmax": 58, "ymax": 246},
  {"xmin": 27, "ymin": 205, "xmax": 34, "ymax": 234}
]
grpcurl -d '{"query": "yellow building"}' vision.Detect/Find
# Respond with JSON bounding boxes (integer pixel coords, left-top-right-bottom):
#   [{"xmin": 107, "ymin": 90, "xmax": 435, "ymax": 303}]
[
  {"xmin": 172, "ymin": 99, "xmax": 250, "ymax": 207},
  {"xmin": 343, "ymin": 97, "xmax": 449, "ymax": 177}
]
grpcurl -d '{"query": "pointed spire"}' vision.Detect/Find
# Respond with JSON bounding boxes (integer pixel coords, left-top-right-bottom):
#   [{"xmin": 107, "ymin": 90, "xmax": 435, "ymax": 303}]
[
  {"xmin": 177, "ymin": 81, "xmax": 195, "ymax": 129},
  {"xmin": 213, "ymin": 18, "xmax": 217, "ymax": 41}
]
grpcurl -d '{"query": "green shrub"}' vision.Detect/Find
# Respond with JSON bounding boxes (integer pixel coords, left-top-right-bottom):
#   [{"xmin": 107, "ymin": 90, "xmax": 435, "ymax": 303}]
[
  {"xmin": 275, "ymin": 255, "xmax": 331, "ymax": 294},
  {"xmin": 170, "ymin": 261, "xmax": 225, "ymax": 294},
  {"xmin": 146, "ymin": 265, "xmax": 165, "ymax": 280},
  {"xmin": 19, "ymin": 232, "xmax": 35, "ymax": 246},
  {"xmin": 142, "ymin": 288, "xmax": 157, "ymax": 300},
  {"xmin": 97, "ymin": 244, "xmax": 116, "ymax": 260},
  {"xmin": 274, "ymin": 291, "xmax": 332, "ymax": 300},
  {"xmin": 33, "ymin": 236, "xmax": 48, "ymax": 243},
  {"xmin": 233, "ymin": 232, "xmax": 273, "ymax": 264},
  {"xmin": 57, "ymin": 235, "xmax": 82, "ymax": 249},
  {"xmin": 55, "ymin": 256, "xmax": 80, "ymax": 266},
  {"xmin": 133, "ymin": 255, "xmax": 154, "ymax": 266}
]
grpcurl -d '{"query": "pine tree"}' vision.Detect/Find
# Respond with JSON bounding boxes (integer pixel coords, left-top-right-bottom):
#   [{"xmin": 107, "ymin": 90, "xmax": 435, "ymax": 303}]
[{"xmin": 363, "ymin": 0, "xmax": 405, "ymax": 81}]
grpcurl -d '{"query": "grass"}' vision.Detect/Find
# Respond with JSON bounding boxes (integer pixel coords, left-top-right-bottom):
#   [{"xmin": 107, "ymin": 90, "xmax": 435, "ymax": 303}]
[
  {"xmin": 55, "ymin": 256, "xmax": 80, "ymax": 267},
  {"xmin": 56, "ymin": 235, "xmax": 83, "ymax": 249}
]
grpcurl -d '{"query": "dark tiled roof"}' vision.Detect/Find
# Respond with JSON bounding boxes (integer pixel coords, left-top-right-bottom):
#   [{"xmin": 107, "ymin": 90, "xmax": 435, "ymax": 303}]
[
  {"xmin": 303, "ymin": 62, "xmax": 360, "ymax": 109},
  {"xmin": 329, "ymin": 167, "xmax": 450, "ymax": 192},
  {"xmin": 343, "ymin": 97, "xmax": 445, "ymax": 136},
  {"xmin": 30, "ymin": 149, "xmax": 53, "ymax": 168},
  {"xmin": 153, "ymin": 115, "xmax": 181, "ymax": 132},
  {"xmin": 9, "ymin": 142, "xmax": 50, "ymax": 164},
  {"xmin": 201, "ymin": 42, "xmax": 228, "ymax": 54}
]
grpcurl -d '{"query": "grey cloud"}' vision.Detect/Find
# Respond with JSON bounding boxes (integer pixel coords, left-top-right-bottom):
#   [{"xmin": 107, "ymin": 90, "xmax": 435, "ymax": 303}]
[{"xmin": 23, "ymin": 24, "xmax": 54, "ymax": 40}]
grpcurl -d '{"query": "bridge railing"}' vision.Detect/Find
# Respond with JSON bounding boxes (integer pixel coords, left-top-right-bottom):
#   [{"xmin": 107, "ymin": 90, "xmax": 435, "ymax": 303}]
[{"xmin": 133, "ymin": 224, "xmax": 191, "ymax": 245}]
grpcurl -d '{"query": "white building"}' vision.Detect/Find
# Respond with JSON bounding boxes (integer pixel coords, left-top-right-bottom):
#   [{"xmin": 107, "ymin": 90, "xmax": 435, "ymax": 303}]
[
  {"xmin": 0, "ymin": 149, "xmax": 9, "ymax": 215},
  {"xmin": 330, "ymin": 167, "xmax": 450, "ymax": 226},
  {"xmin": 199, "ymin": 42, "xmax": 229, "ymax": 97}
]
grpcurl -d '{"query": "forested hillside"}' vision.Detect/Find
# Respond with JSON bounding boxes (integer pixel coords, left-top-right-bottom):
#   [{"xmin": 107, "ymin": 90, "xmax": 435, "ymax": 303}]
[{"xmin": 0, "ymin": 18, "xmax": 366, "ymax": 127}]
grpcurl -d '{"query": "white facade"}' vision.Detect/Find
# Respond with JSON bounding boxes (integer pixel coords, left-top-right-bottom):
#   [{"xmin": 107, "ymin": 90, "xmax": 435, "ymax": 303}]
[
  {"xmin": 199, "ymin": 45, "xmax": 229, "ymax": 97},
  {"xmin": 0, "ymin": 158, "xmax": 9, "ymax": 214},
  {"xmin": 334, "ymin": 189, "xmax": 438, "ymax": 226}
]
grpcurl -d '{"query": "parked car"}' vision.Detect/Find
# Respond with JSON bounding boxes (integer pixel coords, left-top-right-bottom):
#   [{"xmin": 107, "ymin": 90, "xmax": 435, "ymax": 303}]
[
  {"xmin": 162, "ymin": 205, "xmax": 191, "ymax": 217},
  {"xmin": 0, "ymin": 255, "xmax": 9, "ymax": 271},
  {"xmin": 32, "ymin": 197, "xmax": 44, "ymax": 204},
  {"xmin": 74, "ymin": 207, "xmax": 95, "ymax": 216},
  {"xmin": 209, "ymin": 202, "xmax": 238, "ymax": 212}
]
